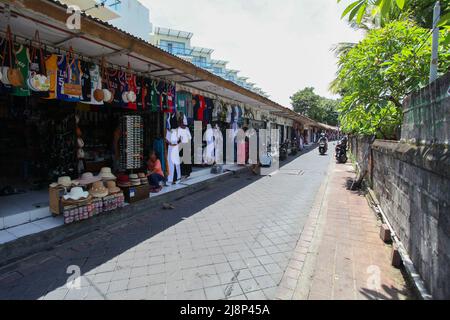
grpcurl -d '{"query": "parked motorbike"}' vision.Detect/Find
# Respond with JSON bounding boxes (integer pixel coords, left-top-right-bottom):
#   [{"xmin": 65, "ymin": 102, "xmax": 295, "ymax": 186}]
[
  {"xmin": 335, "ymin": 140, "xmax": 348, "ymax": 163},
  {"xmin": 279, "ymin": 141, "xmax": 289, "ymax": 161},
  {"xmin": 290, "ymin": 138, "xmax": 299, "ymax": 156}
]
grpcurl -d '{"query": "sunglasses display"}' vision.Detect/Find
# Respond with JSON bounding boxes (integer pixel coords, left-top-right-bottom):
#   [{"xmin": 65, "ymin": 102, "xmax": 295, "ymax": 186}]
[{"xmin": 120, "ymin": 115, "xmax": 144, "ymax": 170}]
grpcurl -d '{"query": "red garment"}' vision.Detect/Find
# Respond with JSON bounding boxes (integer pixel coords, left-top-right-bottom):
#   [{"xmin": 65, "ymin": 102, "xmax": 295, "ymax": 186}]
[{"xmin": 197, "ymin": 95, "xmax": 206, "ymax": 121}]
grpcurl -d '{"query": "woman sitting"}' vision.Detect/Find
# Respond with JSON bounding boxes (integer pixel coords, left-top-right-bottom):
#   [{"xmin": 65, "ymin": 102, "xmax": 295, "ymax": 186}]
[{"xmin": 147, "ymin": 150, "xmax": 167, "ymax": 192}]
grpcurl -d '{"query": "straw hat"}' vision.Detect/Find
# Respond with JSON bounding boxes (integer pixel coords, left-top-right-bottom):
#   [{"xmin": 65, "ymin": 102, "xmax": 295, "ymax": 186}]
[
  {"xmin": 52, "ymin": 176, "xmax": 77, "ymax": 188},
  {"xmin": 89, "ymin": 181, "xmax": 109, "ymax": 198},
  {"xmin": 75, "ymin": 172, "xmax": 101, "ymax": 186},
  {"xmin": 106, "ymin": 181, "xmax": 121, "ymax": 195},
  {"xmin": 63, "ymin": 187, "xmax": 89, "ymax": 201},
  {"xmin": 129, "ymin": 174, "xmax": 141, "ymax": 186},
  {"xmin": 98, "ymin": 167, "xmax": 116, "ymax": 181}
]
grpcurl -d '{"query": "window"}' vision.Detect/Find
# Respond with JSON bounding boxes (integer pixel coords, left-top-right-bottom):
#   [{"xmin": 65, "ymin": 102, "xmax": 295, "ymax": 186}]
[
  {"xmin": 160, "ymin": 40, "xmax": 186, "ymax": 55},
  {"xmin": 107, "ymin": 0, "xmax": 122, "ymax": 12}
]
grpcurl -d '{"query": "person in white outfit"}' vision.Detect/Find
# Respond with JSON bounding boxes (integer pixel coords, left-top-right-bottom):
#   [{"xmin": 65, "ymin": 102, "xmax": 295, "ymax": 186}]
[{"xmin": 166, "ymin": 114, "xmax": 181, "ymax": 184}]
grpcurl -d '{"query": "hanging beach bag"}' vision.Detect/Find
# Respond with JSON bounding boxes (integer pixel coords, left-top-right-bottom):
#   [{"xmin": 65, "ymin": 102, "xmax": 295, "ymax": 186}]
[
  {"xmin": 28, "ymin": 31, "xmax": 50, "ymax": 94},
  {"xmin": 3, "ymin": 25, "xmax": 23, "ymax": 87},
  {"xmin": 63, "ymin": 47, "xmax": 82, "ymax": 97}
]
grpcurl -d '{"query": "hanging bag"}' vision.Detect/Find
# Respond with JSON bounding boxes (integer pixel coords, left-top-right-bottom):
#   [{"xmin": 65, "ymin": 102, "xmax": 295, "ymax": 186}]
[
  {"xmin": 2, "ymin": 25, "xmax": 23, "ymax": 87},
  {"xmin": 63, "ymin": 47, "xmax": 82, "ymax": 97},
  {"xmin": 28, "ymin": 30, "xmax": 50, "ymax": 93},
  {"xmin": 101, "ymin": 57, "xmax": 114, "ymax": 103}
]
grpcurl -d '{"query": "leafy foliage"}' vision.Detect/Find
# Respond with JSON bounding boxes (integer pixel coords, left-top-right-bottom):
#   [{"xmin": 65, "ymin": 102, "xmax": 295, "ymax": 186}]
[
  {"xmin": 334, "ymin": 21, "xmax": 450, "ymax": 138},
  {"xmin": 338, "ymin": 0, "xmax": 449, "ymax": 28},
  {"xmin": 290, "ymin": 88, "xmax": 340, "ymax": 126}
]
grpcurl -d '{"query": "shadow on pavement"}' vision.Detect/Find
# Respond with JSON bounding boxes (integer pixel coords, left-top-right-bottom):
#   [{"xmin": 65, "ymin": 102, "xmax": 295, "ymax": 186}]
[{"xmin": 0, "ymin": 148, "xmax": 319, "ymax": 300}]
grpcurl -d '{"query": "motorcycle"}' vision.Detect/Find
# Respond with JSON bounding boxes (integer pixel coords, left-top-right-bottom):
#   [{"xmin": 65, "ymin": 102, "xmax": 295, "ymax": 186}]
[
  {"xmin": 318, "ymin": 140, "xmax": 328, "ymax": 155},
  {"xmin": 335, "ymin": 140, "xmax": 348, "ymax": 163},
  {"xmin": 279, "ymin": 141, "xmax": 289, "ymax": 161}
]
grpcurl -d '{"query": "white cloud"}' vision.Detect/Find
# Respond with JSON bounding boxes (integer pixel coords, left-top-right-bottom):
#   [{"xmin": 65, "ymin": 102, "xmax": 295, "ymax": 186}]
[{"xmin": 140, "ymin": 0, "xmax": 364, "ymax": 108}]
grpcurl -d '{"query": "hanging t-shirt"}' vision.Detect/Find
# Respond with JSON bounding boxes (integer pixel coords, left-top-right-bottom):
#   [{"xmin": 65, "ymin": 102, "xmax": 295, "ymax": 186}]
[
  {"xmin": 196, "ymin": 95, "xmax": 206, "ymax": 122},
  {"xmin": 212, "ymin": 99, "xmax": 222, "ymax": 123},
  {"xmin": 12, "ymin": 44, "xmax": 30, "ymax": 97},
  {"xmin": 157, "ymin": 81, "xmax": 167, "ymax": 112},
  {"xmin": 176, "ymin": 91, "xmax": 193, "ymax": 121},
  {"xmin": 136, "ymin": 76, "xmax": 147, "ymax": 111},
  {"xmin": 44, "ymin": 54, "xmax": 58, "ymax": 99},
  {"xmin": 88, "ymin": 63, "xmax": 103, "ymax": 105},
  {"xmin": 178, "ymin": 127, "xmax": 192, "ymax": 144},
  {"xmin": 204, "ymin": 98, "xmax": 214, "ymax": 124},
  {"xmin": 107, "ymin": 69, "xmax": 123, "ymax": 107},
  {"xmin": 150, "ymin": 80, "xmax": 159, "ymax": 112},
  {"xmin": 166, "ymin": 84, "xmax": 175, "ymax": 113},
  {"xmin": 80, "ymin": 61, "xmax": 91, "ymax": 103}
]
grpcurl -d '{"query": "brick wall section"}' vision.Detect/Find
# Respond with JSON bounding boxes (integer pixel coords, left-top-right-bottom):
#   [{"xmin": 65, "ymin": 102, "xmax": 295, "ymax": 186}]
[{"xmin": 371, "ymin": 141, "xmax": 449, "ymax": 299}]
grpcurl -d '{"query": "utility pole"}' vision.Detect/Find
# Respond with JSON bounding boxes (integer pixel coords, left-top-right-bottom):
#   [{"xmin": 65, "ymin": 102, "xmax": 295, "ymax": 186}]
[{"xmin": 430, "ymin": 1, "xmax": 441, "ymax": 84}]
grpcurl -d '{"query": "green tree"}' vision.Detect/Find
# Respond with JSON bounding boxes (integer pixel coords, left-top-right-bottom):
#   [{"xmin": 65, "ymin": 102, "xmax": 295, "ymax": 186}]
[
  {"xmin": 290, "ymin": 88, "xmax": 339, "ymax": 126},
  {"xmin": 338, "ymin": 0, "xmax": 450, "ymax": 28},
  {"xmin": 334, "ymin": 20, "xmax": 450, "ymax": 138}
]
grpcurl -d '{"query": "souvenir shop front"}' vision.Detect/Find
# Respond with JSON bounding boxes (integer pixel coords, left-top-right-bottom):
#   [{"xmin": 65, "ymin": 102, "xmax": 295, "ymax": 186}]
[{"xmin": 0, "ymin": 22, "xmax": 267, "ymax": 226}]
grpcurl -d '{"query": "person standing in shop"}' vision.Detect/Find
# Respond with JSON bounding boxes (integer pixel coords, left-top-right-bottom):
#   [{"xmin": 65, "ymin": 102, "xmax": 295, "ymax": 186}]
[
  {"xmin": 166, "ymin": 114, "xmax": 181, "ymax": 185},
  {"xmin": 178, "ymin": 114, "xmax": 192, "ymax": 179}
]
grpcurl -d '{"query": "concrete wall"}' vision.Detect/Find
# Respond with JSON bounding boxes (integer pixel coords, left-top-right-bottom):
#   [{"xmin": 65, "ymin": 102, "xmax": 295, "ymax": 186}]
[
  {"xmin": 349, "ymin": 72, "xmax": 450, "ymax": 299},
  {"xmin": 371, "ymin": 141, "xmax": 449, "ymax": 299}
]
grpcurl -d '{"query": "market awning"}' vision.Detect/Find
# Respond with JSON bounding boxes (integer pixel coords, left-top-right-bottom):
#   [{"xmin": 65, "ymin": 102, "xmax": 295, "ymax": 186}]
[{"xmin": 0, "ymin": 0, "xmax": 323, "ymax": 126}]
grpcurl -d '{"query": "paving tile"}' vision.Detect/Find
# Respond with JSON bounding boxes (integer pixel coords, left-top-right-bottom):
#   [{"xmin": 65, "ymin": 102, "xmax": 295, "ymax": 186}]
[{"xmin": 239, "ymin": 278, "xmax": 260, "ymax": 294}]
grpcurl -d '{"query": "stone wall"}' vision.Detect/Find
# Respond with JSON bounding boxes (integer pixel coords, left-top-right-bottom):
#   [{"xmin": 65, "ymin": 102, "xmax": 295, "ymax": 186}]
[
  {"xmin": 371, "ymin": 141, "xmax": 449, "ymax": 299},
  {"xmin": 349, "ymin": 72, "xmax": 450, "ymax": 299}
]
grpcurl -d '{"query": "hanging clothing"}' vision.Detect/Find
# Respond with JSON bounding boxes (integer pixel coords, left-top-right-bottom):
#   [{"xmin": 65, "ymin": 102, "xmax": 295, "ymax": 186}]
[
  {"xmin": 12, "ymin": 44, "xmax": 30, "ymax": 97},
  {"xmin": 150, "ymin": 80, "xmax": 159, "ymax": 112},
  {"xmin": 165, "ymin": 84, "xmax": 175, "ymax": 113},
  {"xmin": 136, "ymin": 76, "xmax": 148, "ymax": 111},
  {"xmin": 107, "ymin": 69, "xmax": 123, "ymax": 107},
  {"xmin": 157, "ymin": 81, "xmax": 167, "ymax": 112},
  {"xmin": 176, "ymin": 91, "xmax": 193, "ymax": 120},
  {"xmin": 80, "ymin": 61, "xmax": 91, "ymax": 103},
  {"xmin": 204, "ymin": 125, "xmax": 215, "ymax": 165},
  {"xmin": 213, "ymin": 125, "xmax": 224, "ymax": 164},
  {"xmin": 88, "ymin": 63, "xmax": 103, "ymax": 105},
  {"xmin": 204, "ymin": 98, "xmax": 214, "ymax": 124},
  {"xmin": 178, "ymin": 126, "xmax": 193, "ymax": 177},
  {"xmin": 153, "ymin": 138, "xmax": 167, "ymax": 175}
]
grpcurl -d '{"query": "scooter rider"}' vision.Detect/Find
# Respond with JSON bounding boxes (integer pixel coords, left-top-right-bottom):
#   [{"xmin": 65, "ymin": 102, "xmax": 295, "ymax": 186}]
[{"xmin": 318, "ymin": 133, "xmax": 328, "ymax": 152}]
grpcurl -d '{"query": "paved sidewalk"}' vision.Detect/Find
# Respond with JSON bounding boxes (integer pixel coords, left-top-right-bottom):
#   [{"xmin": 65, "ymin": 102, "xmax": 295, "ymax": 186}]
[{"xmin": 276, "ymin": 162, "xmax": 412, "ymax": 300}]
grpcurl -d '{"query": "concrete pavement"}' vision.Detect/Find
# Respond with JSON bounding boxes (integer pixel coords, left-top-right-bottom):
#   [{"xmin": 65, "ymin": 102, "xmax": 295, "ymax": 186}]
[{"xmin": 0, "ymin": 145, "xmax": 411, "ymax": 300}]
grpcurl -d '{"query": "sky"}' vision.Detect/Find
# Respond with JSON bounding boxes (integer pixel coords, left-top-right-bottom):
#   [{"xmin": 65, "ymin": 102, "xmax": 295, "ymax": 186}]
[{"xmin": 140, "ymin": 0, "xmax": 364, "ymax": 108}]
